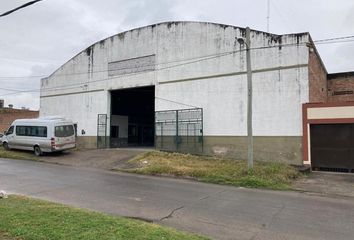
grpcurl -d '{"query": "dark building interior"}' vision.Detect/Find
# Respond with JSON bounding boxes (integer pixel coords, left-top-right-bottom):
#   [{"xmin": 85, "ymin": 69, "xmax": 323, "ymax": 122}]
[{"xmin": 110, "ymin": 86, "xmax": 155, "ymax": 147}]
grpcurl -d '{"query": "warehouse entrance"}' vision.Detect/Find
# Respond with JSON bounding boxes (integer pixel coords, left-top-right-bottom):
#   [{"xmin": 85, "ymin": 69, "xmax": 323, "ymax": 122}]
[{"xmin": 110, "ymin": 86, "xmax": 155, "ymax": 147}]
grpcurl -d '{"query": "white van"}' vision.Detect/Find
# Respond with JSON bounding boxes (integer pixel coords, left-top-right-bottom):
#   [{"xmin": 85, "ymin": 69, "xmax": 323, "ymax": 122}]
[{"xmin": 2, "ymin": 116, "xmax": 76, "ymax": 156}]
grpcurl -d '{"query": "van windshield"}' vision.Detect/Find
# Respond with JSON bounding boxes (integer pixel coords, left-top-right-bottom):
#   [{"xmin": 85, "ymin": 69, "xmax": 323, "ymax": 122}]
[{"xmin": 55, "ymin": 125, "xmax": 74, "ymax": 137}]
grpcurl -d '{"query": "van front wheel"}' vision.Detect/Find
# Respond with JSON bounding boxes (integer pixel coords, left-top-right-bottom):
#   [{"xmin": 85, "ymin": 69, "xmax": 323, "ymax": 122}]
[
  {"xmin": 3, "ymin": 142, "xmax": 9, "ymax": 150},
  {"xmin": 34, "ymin": 146, "xmax": 42, "ymax": 156}
]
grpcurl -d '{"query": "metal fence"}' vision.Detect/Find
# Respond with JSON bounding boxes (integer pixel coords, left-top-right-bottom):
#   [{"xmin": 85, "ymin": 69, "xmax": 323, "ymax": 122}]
[
  {"xmin": 155, "ymin": 108, "xmax": 203, "ymax": 154},
  {"xmin": 97, "ymin": 114, "xmax": 107, "ymax": 148}
]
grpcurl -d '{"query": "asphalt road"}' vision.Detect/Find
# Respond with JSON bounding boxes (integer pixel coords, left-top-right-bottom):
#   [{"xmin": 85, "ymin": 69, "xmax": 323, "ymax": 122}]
[{"xmin": 1, "ymin": 158, "xmax": 353, "ymax": 240}]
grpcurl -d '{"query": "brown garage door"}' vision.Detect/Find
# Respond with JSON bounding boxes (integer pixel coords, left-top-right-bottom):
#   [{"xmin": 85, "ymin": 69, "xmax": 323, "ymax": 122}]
[{"xmin": 311, "ymin": 124, "xmax": 354, "ymax": 173}]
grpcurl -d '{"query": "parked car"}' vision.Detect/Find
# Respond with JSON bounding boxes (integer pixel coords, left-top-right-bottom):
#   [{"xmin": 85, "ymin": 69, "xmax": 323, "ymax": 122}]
[
  {"xmin": 0, "ymin": 133, "xmax": 3, "ymax": 145},
  {"xmin": 2, "ymin": 116, "xmax": 76, "ymax": 156}
]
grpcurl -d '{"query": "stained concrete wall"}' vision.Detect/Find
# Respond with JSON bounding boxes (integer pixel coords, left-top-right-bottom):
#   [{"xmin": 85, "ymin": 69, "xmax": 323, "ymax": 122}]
[
  {"xmin": 157, "ymin": 136, "xmax": 302, "ymax": 164},
  {"xmin": 41, "ymin": 90, "xmax": 108, "ymax": 137},
  {"xmin": 40, "ymin": 22, "xmax": 311, "ymax": 163},
  {"xmin": 203, "ymin": 136, "xmax": 302, "ymax": 164}
]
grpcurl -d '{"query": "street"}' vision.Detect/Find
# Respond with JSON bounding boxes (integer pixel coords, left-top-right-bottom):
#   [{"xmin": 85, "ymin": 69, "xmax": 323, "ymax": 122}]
[{"xmin": 0, "ymin": 158, "xmax": 353, "ymax": 240}]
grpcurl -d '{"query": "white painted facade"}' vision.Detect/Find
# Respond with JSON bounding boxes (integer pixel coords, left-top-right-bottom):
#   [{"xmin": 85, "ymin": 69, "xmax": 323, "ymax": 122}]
[{"xmin": 40, "ymin": 22, "xmax": 310, "ymax": 140}]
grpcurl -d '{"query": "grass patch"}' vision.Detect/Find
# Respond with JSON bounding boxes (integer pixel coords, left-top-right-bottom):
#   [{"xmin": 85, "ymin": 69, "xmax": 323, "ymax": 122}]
[
  {"xmin": 123, "ymin": 151, "xmax": 302, "ymax": 190},
  {"xmin": 0, "ymin": 195, "xmax": 208, "ymax": 240},
  {"xmin": 0, "ymin": 231, "xmax": 19, "ymax": 240},
  {"xmin": 0, "ymin": 146, "xmax": 39, "ymax": 161}
]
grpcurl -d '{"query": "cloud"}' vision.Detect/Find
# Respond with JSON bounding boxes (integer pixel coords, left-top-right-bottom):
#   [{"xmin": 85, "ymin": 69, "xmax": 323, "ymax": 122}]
[
  {"xmin": 3, "ymin": 92, "xmax": 39, "ymax": 110},
  {"xmin": 1, "ymin": 0, "xmax": 354, "ymax": 108}
]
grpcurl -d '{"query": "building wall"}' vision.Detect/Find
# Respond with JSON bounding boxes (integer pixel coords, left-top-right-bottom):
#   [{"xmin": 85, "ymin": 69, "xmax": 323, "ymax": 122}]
[
  {"xmin": 308, "ymin": 49, "xmax": 327, "ymax": 103},
  {"xmin": 40, "ymin": 22, "xmax": 310, "ymax": 164},
  {"xmin": 0, "ymin": 108, "xmax": 39, "ymax": 133},
  {"xmin": 156, "ymin": 67, "xmax": 308, "ymax": 164},
  {"xmin": 327, "ymin": 73, "xmax": 354, "ymax": 102},
  {"xmin": 40, "ymin": 90, "xmax": 108, "ymax": 137}
]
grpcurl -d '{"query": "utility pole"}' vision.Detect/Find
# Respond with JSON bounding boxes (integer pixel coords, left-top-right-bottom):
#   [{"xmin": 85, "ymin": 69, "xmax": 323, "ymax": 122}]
[
  {"xmin": 236, "ymin": 27, "xmax": 254, "ymax": 170},
  {"xmin": 246, "ymin": 27, "xmax": 253, "ymax": 169},
  {"xmin": 267, "ymin": 0, "xmax": 270, "ymax": 32}
]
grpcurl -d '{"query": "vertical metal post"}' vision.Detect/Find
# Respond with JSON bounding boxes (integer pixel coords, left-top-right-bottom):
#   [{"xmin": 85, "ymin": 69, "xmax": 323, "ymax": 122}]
[
  {"xmin": 201, "ymin": 108, "xmax": 204, "ymax": 153},
  {"xmin": 97, "ymin": 115, "xmax": 99, "ymax": 149},
  {"xmin": 154, "ymin": 113, "xmax": 157, "ymax": 150},
  {"xmin": 246, "ymin": 27, "xmax": 254, "ymax": 169},
  {"xmin": 161, "ymin": 123, "xmax": 163, "ymax": 149},
  {"xmin": 176, "ymin": 110, "xmax": 179, "ymax": 152},
  {"xmin": 187, "ymin": 123, "xmax": 189, "ymax": 146}
]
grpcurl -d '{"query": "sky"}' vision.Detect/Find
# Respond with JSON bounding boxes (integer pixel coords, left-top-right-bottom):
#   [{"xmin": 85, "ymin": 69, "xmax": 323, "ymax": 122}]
[{"xmin": 0, "ymin": 0, "xmax": 353, "ymax": 110}]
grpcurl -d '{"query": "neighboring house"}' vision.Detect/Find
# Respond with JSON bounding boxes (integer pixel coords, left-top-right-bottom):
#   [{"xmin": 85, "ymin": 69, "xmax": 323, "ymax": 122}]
[
  {"xmin": 0, "ymin": 107, "xmax": 39, "ymax": 133},
  {"xmin": 40, "ymin": 21, "xmax": 353, "ymax": 172},
  {"xmin": 303, "ymin": 72, "xmax": 354, "ymax": 173}
]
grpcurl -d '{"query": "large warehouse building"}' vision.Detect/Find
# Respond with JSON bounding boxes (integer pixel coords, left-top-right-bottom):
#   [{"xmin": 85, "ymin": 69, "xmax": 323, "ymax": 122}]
[{"xmin": 40, "ymin": 21, "xmax": 354, "ymax": 171}]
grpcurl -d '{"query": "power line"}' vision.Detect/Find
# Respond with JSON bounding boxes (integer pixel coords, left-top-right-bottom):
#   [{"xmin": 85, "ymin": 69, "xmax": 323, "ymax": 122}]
[
  {"xmin": 155, "ymin": 97, "xmax": 200, "ymax": 109},
  {"xmin": 0, "ymin": 35, "xmax": 353, "ymax": 80},
  {"xmin": 0, "ymin": 50, "xmax": 235, "ymax": 79},
  {"xmin": 0, "ymin": 0, "xmax": 43, "ymax": 17},
  {"xmin": 24, "ymin": 42, "xmax": 313, "ymax": 94},
  {"xmin": 0, "ymin": 49, "xmax": 242, "ymax": 97},
  {"xmin": 270, "ymin": 0, "xmax": 296, "ymax": 33},
  {"xmin": 1, "ymin": 42, "xmax": 310, "ymax": 80},
  {"xmin": 0, "ymin": 87, "xmax": 23, "ymax": 92},
  {"xmin": 0, "ymin": 41, "xmax": 338, "ymax": 97},
  {"xmin": 1, "ymin": 34, "xmax": 354, "ymax": 97},
  {"xmin": 314, "ymin": 35, "xmax": 354, "ymax": 43},
  {"xmin": 0, "ymin": 65, "xmax": 343, "ymax": 97},
  {"xmin": 314, "ymin": 39, "xmax": 354, "ymax": 45}
]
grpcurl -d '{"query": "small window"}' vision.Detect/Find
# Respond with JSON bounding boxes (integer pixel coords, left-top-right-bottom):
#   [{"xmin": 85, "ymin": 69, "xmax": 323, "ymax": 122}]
[
  {"xmin": 37, "ymin": 127, "xmax": 47, "ymax": 137},
  {"xmin": 55, "ymin": 125, "xmax": 74, "ymax": 137},
  {"xmin": 16, "ymin": 126, "xmax": 26, "ymax": 136},
  {"xmin": 6, "ymin": 126, "xmax": 14, "ymax": 135}
]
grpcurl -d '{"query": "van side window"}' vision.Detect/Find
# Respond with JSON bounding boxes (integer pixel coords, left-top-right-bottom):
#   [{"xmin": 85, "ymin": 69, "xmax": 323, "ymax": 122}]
[
  {"xmin": 55, "ymin": 125, "xmax": 74, "ymax": 137},
  {"xmin": 6, "ymin": 126, "xmax": 14, "ymax": 135},
  {"xmin": 16, "ymin": 126, "xmax": 47, "ymax": 137}
]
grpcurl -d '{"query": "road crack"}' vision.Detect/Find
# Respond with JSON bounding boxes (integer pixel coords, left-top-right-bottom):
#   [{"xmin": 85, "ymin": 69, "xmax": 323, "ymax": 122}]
[{"xmin": 159, "ymin": 206, "xmax": 185, "ymax": 221}]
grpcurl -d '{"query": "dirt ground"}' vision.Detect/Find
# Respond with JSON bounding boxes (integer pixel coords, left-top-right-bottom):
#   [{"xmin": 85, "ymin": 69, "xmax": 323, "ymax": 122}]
[
  {"xmin": 293, "ymin": 171, "xmax": 354, "ymax": 198},
  {"xmin": 41, "ymin": 148, "xmax": 152, "ymax": 170}
]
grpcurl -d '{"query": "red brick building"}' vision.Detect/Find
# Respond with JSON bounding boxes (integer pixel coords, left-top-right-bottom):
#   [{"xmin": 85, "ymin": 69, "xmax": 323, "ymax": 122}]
[
  {"xmin": 303, "ymin": 48, "xmax": 354, "ymax": 172},
  {"xmin": 327, "ymin": 72, "xmax": 354, "ymax": 102},
  {"xmin": 0, "ymin": 108, "xmax": 39, "ymax": 133}
]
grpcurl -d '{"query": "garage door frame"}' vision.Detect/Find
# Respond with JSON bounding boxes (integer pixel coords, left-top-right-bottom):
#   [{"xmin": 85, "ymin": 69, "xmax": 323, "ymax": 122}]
[{"xmin": 303, "ymin": 102, "xmax": 354, "ymax": 172}]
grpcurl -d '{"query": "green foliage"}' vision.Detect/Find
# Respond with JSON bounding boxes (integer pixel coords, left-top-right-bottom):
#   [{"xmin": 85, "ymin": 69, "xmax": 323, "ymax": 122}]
[
  {"xmin": 0, "ymin": 146, "xmax": 39, "ymax": 161},
  {"xmin": 0, "ymin": 196, "xmax": 208, "ymax": 240},
  {"xmin": 125, "ymin": 151, "xmax": 302, "ymax": 190}
]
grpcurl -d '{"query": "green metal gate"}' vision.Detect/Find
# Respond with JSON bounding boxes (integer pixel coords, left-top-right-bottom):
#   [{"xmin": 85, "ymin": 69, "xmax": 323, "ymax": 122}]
[
  {"xmin": 155, "ymin": 108, "xmax": 203, "ymax": 154},
  {"xmin": 97, "ymin": 114, "xmax": 107, "ymax": 148}
]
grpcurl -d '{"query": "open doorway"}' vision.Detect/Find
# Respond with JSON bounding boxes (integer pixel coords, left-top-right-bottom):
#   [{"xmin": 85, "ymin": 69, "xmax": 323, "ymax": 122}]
[{"xmin": 110, "ymin": 86, "xmax": 155, "ymax": 147}]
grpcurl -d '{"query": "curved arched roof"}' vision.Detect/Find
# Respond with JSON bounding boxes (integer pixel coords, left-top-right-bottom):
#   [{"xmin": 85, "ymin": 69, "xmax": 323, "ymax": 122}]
[
  {"xmin": 47, "ymin": 21, "xmax": 305, "ymax": 78},
  {"xmin": 48, "ymin": 21, "xmax": 279, "ymax": 77}
]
